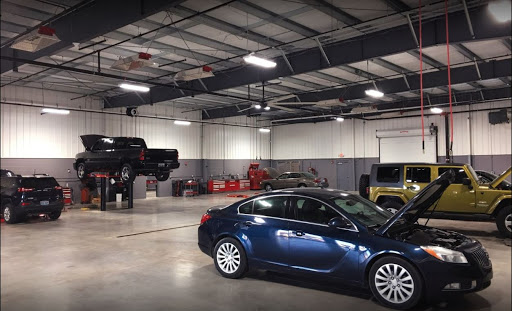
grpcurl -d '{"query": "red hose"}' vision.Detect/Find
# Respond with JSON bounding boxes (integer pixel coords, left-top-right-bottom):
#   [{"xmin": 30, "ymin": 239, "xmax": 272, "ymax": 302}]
[
  {"xmin": 445, "ymin": 0, "xmax": 454, "ymax": 154},
  {"xmin": 419, "ymin": 0, "xmax": 425, "ymax": 150}
]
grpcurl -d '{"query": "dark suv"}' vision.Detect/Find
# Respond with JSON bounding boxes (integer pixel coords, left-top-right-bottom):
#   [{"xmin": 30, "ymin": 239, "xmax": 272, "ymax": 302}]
[{"xmin": 1, "ymin": 176, "xmax": 64, "ymax": 224}]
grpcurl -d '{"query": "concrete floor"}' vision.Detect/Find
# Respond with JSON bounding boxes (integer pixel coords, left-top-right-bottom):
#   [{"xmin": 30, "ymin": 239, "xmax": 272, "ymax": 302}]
[{"xmin": 1, "ymin": 192, "xmax": 510, "ymax": 311}]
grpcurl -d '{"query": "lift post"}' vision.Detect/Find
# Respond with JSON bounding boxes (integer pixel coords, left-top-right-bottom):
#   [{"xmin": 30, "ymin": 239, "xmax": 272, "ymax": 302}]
[{"xmin": 93, "ymin": 173, "xmax": 134, "ymax": 211}]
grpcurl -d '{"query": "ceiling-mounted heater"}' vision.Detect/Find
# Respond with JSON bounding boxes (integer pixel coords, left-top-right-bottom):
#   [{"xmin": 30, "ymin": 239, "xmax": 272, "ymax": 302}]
[
  {"xmin": 111, "ymin": 52, "xmax": 156, "ymax": 71},
  {"xmin": 351, "ymin": 106, "xmax": 378, "ymax": 114},
  {"xmin": 174, "ymin": 65, "xmax": 214, "ymax": 81},
  {"xmin": 10, "ymin": 26, "xmax": 60, "ymax": 52}
]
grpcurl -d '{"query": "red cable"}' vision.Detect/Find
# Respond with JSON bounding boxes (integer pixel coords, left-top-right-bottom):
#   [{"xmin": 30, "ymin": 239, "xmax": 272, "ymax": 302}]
[
  {"xmin": 419, "ymin": 0, "xmax": 425, "ymax": 150},
  {"xmin": 445, "ymin": 0, "xmax": 454, "ymax": 154}
]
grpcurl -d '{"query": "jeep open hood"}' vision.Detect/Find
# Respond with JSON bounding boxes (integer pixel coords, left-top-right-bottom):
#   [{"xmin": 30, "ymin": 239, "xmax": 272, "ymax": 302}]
[
  {"xmin": 490, "ymin": 167, "xmax": 511, "ymax": 189},
  {"xmin": 376, "ymin": 170, "xmax": 455, "ymax": 235},
  {"xmin": 80, "ymin": 135, "xmax": 107, "ymax": 151}
]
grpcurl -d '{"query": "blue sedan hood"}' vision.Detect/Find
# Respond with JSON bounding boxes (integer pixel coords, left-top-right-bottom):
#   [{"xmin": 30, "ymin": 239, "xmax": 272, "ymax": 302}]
[{"xmin": 376, "ymin": 169, "xmax": 456, "ymax": 235}]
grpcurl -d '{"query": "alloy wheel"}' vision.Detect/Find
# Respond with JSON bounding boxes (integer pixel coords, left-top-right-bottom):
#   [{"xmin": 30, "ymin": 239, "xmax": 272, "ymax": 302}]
[
  {"xmin": 374, "ymin": 263, "xmax": 414, "ymax": 304},
  {"xmin": 121, "ymin": 167, "xmax": 130, "ymax": 181},
  {"xmin": 3, "ymin": 207, "xmax": 11, "ymax": 222},
  {"xmin": 505, "ymin": 213, "xmax": 512, "ymax": 232},
  {"xmin": 216, "ymin": 242, "xmax": 240, "ymax": 274},
  {"xmin": 78, "ymin": 164, "xmax": 85, "ymax": 179}
]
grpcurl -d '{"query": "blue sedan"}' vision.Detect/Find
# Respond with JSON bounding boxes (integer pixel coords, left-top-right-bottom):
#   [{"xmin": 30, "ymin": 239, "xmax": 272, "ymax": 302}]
[{"xmin": 198, "ymin": 171, "xmax": 492, "ymax": 309}]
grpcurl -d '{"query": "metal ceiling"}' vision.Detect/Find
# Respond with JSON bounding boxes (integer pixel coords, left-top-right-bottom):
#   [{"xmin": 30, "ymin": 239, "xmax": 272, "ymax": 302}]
[{"xmin": 0, "ymin": 0, "xmax": 510, "ymax": 124}]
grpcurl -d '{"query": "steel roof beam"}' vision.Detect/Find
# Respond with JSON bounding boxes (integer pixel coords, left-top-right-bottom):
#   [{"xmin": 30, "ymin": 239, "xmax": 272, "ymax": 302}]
[
  {"xmin": 381, "ymin": 0, "xmax": 411, "ymax": 13},
  {"xmin": 1, "ymin": 0, "xmax": 188, "ymax": 74},
  {"xmin": 101, "ymin": 5, "xmax": 511, "ymax": 108},
  {"xmin": 453, "ymin": 43, "xmax": 482, "ymax": 61}
]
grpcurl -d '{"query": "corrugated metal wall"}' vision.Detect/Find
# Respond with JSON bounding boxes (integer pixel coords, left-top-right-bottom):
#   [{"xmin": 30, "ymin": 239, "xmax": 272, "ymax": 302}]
[
  {"xmin": 1, "ymin": 86, "xmax": 270, "ymax": 160},
  {"xmin": 273, "ymin": 100, "xmax": 511, "ymax": 159},
  {"xmin": 202, "ymin": 116, "xmax": 271, "ymax": 160}
]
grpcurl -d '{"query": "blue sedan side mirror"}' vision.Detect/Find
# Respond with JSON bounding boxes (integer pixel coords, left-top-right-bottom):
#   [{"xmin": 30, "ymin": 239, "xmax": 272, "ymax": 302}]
[{"xmin": 328, "ymin": 217, "xmax": 353, "ymax": 229}]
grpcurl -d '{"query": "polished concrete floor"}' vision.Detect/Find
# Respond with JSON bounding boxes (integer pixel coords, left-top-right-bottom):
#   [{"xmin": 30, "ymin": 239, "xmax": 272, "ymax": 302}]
[{"xmin": 1, "ymin": 192, "xmax": 511, "ymax": 311}]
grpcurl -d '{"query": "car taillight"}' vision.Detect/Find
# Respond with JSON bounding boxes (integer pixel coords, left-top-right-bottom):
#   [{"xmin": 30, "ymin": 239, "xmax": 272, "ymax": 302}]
[
  {"xmin": 200, "ymin": 213, "xmax": 211, "ymax": 225},
  {"xmin": 139, "ymin": 150, "xmax": 145, "ymax": 161},
  {"xmin": 17, "ymin": 187, "xmax": 34, "ymax": 192},
  {"xmin": 21, "ymin": 202, "xmax": 31, "ymax": 206},
  {"xmin": 314, "ymin": 178, "xmax": 320, "ymax": 183},
  {"xmin": 366, "ymin": 187, "xmax": 369, "ymax": 194},
  {"xmin": 55, "ymin": 186, "xmax": 62, "ymax": 190}
]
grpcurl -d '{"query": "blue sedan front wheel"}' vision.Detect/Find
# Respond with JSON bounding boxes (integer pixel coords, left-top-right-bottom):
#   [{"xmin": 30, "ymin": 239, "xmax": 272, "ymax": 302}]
[
  {"xmin": 213, "ymin": 237, "xmax": 248, "ymax": 279},
  {"xmin": 369, "ymin": 256, "xmax": 423, "ymax": 310}
]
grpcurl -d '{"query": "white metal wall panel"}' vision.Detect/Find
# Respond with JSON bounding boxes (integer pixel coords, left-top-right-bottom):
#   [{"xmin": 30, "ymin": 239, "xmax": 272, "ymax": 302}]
[
  {"xmin": 202, "ymin": 116, "xmax": 271, "ymax": 159},
  {"xmin": 273, "ymin": 100, "xmax": 511, "ymax": 160}
]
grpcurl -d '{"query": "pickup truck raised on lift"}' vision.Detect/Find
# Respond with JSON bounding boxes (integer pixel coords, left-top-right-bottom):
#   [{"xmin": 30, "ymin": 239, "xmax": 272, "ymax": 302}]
[{"xmin": 73, "ymin": 135, "xmax": 180, "ymax": 183}]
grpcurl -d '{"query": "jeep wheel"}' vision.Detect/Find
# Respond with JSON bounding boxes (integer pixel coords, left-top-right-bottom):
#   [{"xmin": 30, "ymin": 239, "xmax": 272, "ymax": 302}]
[
  {"xmin": 496, "ymin": 206, "xmax": 512, "ymax": 238},
  {"xmin": 359, "ymin": 174, "xmax": 370, "ymax": 199},
  {"xmin": 381, "ymin": 201, "xmax": 403, "ymax": 214}
]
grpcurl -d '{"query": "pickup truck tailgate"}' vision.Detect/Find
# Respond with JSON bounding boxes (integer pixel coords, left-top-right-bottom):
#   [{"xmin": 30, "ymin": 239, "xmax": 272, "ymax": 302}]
[{"xmin": 144, "ymin": 149, "xmax": 179, "ymax": 166}]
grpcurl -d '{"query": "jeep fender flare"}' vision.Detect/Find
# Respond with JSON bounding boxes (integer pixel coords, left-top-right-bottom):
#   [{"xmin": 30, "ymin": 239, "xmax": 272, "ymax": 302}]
[
  {"xmin": 374, "ymin": 192, "xmax": 407, "ymax": 205},
  {"xmin": 488, "ymin": 194, "xmax": 512, "ymax": 216}
]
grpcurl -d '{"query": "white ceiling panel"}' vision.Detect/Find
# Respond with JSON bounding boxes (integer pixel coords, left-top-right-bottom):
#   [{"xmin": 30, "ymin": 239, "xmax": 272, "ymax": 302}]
[
  {"xmin": 451, "ymin": 83, "xmax": 475, "ymax": 91},
  {"xmin": 320, "ymin": 67, "xmax": 364, "ymax": 82},
  {"xmin": 462, "ymin": 39, "xmax": 511, "ymax": 59},
  {"xmin": 421, "ymin": 45, "xmax": 466, "ymax": 66},
  {"xmin": 478, "ymin": 78, "xmax": 506, "ymax": 88},
  {"xmin": 330, "ymin": 0, "xmax": 392, "ymax": 21},
  {"xmin": 288, "ymin": 9, "xmax": 338, "ymax": 33},
  {"xmin": 381, "ymin": 52, "xmax": 435, "ymax": 72},
  {"xmin": 186, "ymin": 24, "xmax": 267, "ymax": 51}
]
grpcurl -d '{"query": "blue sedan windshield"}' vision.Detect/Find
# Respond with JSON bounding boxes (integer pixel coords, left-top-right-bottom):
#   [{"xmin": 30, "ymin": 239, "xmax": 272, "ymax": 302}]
[{"xmin": 332, "ymin": 196, "xmax": 393, "ymax": 227}]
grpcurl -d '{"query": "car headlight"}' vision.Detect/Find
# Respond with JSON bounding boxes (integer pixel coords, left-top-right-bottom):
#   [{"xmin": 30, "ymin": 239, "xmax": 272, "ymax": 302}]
[{"xmin": 421, "ymin": 246, "xmax": 468, "ymax": 264}]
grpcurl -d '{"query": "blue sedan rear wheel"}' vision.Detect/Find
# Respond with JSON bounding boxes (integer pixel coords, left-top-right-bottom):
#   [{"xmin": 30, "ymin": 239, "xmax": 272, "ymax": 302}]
[
  {"xmin": 213, "ymin": 237, "xmax": 247, "ymax": 279},
  {"xmin": 369, "ymin": 256, "xmax": 423, "ymax": 310}
]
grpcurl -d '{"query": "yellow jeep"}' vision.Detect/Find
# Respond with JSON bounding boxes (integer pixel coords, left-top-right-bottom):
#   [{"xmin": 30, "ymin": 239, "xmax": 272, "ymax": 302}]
[{"xmin": 359, "ymin": 163, "xmax": 511, "ymax": 237}]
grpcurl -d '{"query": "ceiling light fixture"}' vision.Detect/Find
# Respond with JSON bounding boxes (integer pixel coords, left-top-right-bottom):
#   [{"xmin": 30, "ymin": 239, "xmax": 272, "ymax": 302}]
[
  {"xmin": 365, "ymin": 89, "xmax": 384, "ymax": 98},
  {"xmin": 430, "ymin": 107, "xmax": 443, "ymax": 114},
  {"xmin": 259, "ymin": 128, "xmax": 271, "ymax": 133},
  {"xmin": 119, "ymin": 83, "xmax": 150, "ymax": 92},
  {"xmin": 264, "ymin": 106, "xmax": 271, "ymax": 111},
  {"xmin": 174, "ymin": 120, "xmax": 191, "ymax": 126},
  {"xmin": 243, "ymin": 53, "xmax": 276, "ymax": 68},
  {"xmin": 41, "ymin": 108, "xmax": 70, "ymax": 115},
  {"xmin": 254, "ymin": 104, "xmax": 262, "ymax": 109},
  {"xmin": 336, "ymin": 117, "xmax": 345, "ymax": 122},
  {"xmin": 489, "ymin": 0, "xmax": 512, "ymax": 22}
]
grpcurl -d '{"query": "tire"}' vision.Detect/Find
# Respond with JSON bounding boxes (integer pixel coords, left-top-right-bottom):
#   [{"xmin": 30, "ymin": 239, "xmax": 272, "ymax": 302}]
[
  {"xmin": 76, "ymin": 162, "xmax": 87, "ymax": 180},
  {"xmin": 264, "ymin": 184, "xmax": 273, "ymax": 192},
  {"xmin": 369, "ymin": 256, "xmax": 423, "ymax": 310},
  {"xmin": 155, "ymin": 172, "xmax": 170, "ymax": 182},
  {"xmin": 213, "ymin": 237, "xmax": 248, "ymax": 279},
  {"xmin": 496, "ymin": 206, "xmax": 512, "ymax": 238},
  {"xmin": 48, "ymin": 211, "xmax": 61, "ymax": 220},
  {"xmin": 359, "ymin": 174, "xmax": 370, "ymax": 199},
  {"xmin": 2, "ymin": 204, "xmax": 19, "ymax": 224},
  {"xmin": 120, "ymin": 163, "xmax": 136, "ymax": 183},
  {"xmin": 298, "ymin": 183, "xmax": 307, "ymax": 188},
  {"xmin": 381, "ymin": 200, "xmax": 403, "ymax": 214}
]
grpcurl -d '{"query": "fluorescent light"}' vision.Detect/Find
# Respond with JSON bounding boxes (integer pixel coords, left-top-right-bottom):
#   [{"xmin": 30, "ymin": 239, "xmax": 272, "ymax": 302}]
[
  {"xmin": 259, "ymin": 128, "xmax": 271, "ymax": 133},
  {"xmin": 174, "ymin": 120, "xmax": 191, "ymax": 126},
  {"xmin": 336, "ymin": 117, "xmax": 344, "ymax": 122},
  {"xmin": 254, "ymin": 104, "xmax": 262, "ymax": 109},
  {"xmin": 264, "ymin": 106, "xmax": 271, "ymax": 111},
  {"xmin": 41, "ymin": 108, "xmax": 70, "ymax": 115},
  {"xmin": 430, "ymin": 107, "xmax": 443, "ymax": 114},
  {"xmin": 243, "ymin": 54, "xmax": 276, "ymax": 68},
  {"xmin": 489, "ymin": 0, "xmax": 511, "ymax": 22},
  {"xmin": 119, "ymin": 83, "xmax": 150, "ymax": 92},
  {"xmin": 365, "ymin": 89, "xmax": 384, "ymax": 98}
]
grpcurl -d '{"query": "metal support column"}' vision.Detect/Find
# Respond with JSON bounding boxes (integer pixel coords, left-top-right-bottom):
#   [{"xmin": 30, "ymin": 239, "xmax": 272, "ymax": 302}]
[
  {"xmin": 444, "ymin": 114, "xmax": 451, "ymax": 163},
  {"xmin": 127, "ymin": 182, "xmax": 134, "ymax": 209},
  {"xmin": 100, "ymin": 177, "xmax": 107, "ymax": 211}
]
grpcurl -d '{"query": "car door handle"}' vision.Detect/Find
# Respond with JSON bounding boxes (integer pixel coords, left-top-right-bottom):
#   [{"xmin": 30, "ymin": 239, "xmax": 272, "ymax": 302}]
[
  {"xmin": 295, "ymin": 230, "xmax": 305, "ymax": 236},
  {"xmin": 243, "ymin": 221, "xmax": 253, "ymax": 227}
]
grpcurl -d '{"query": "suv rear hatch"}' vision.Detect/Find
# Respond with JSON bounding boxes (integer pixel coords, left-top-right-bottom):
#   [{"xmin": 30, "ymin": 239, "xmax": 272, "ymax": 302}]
[{"xmin": 19, "ymin": 177, "xmax": 62, "ymax": 206}]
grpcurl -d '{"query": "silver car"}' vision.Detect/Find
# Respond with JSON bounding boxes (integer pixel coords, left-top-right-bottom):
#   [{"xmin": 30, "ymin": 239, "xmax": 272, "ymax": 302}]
[{"xmin": 260, "ymin": 172, "xmax": 329, "ymax": 191}]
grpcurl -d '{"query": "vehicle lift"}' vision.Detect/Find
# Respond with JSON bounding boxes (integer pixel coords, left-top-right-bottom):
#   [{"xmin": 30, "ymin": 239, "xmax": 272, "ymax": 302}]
[{"xmin": 90, "ymin": 173, "xmax": 134, "ymax": 211}]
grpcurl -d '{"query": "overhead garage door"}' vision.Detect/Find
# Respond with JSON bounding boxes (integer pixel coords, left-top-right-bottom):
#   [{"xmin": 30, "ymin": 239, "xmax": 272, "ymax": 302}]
[{"xmin": 377, "ymin": 128, "xmax": 437, "ymax": 163}]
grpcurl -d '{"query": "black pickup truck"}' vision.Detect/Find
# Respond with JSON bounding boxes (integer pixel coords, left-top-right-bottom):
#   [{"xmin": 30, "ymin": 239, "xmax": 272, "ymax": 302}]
[{"xmin": 73, "ymin": 135, "xmax": 180, "ymax": 183}]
